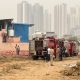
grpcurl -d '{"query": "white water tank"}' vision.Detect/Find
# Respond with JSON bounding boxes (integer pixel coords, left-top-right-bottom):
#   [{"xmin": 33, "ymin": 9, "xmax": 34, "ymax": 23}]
[
  {"xmin": 9, "ymin": 29, "xmax": 14, "ymax": 36},
  {"xmin": 46, "ymin": 32, "xmax": 56, "ymax": 37},
  {"xmin": 32, "ymin": 32, "xmax": 43, "ymax": 38}
]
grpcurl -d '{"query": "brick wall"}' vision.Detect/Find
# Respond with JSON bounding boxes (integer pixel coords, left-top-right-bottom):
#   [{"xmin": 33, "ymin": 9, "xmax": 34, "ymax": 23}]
[{"xmin": 0, "ymin": 43, "xmax": 29, "ymax": 56}]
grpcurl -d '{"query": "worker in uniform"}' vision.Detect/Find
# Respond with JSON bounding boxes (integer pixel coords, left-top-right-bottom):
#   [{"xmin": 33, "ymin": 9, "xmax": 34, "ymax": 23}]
[{"xmin": 50, "ymin": 47, "xmax": 54, "ymax": 66}]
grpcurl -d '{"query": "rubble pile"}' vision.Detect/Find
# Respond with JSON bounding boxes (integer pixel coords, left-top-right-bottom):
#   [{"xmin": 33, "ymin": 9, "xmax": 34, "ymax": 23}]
[{"xmin": 62, "ymin": 62, "xmax": 80, "ymax": 76}]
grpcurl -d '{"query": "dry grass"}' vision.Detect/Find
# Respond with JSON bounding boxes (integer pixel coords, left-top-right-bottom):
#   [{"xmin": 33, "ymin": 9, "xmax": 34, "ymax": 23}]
[
  {"xmin": 76, "ymin": 61, "xmax": 80, "ymax": 66},
  {"xmin": 0, "ymin": 64, "xmax": 22, "ymax": 76},
  {"xmin": 11, "ymin": 64, "xmax": 22, "ymax": 69},
  {"xmin": 0, "ymin": 56, "xmax": 80, "ymax": 80},
  {"xmin": 0, "ymin": 56, "xmax": 29, "ymax": 62},
  {"xmin": 0, "ymin": 56, "xmax": 28, "ymax": 76}
]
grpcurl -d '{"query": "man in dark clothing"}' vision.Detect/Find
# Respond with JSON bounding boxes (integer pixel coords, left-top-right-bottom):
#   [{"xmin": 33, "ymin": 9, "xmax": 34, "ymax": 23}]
[
  {"xmin": 59, "ymin": 47, "xmax": 63, "ymax": 61},
  {"xmin": 62, "ymin": 46, "xmax": 66, "ymax": 57},
  {"xmin": 58, "ymin": 40, "xmax": 64, "ymax": 61},
  {"xmin": 43, "ymin": 47, "xmax": 49, "ymax": 61}
]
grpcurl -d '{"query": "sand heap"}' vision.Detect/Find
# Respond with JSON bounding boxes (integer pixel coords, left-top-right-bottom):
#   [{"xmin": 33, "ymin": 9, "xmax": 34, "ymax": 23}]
[{"xmin": 62, "ymin": 61, "xmax": 80, "ymax": 76}]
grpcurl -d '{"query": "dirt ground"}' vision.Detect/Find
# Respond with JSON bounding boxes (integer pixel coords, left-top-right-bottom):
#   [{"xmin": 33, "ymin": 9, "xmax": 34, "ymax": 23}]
[{"xmin": 0, "ymin": 56, "xmax": 80, "ymax": 80}]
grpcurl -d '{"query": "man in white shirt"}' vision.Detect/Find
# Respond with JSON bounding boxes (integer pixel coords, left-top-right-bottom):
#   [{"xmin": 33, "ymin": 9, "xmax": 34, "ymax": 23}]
[
  {"xmin": 47, "ymin": 47, "xmax": 51, "ymax": 61},
  {"xmin": 50, "ymin": 47, "xmax": 54, "ymax": 66},
  {"xmin": 48, "ymin": 48, "xmax": 51, "ymax": 55}
]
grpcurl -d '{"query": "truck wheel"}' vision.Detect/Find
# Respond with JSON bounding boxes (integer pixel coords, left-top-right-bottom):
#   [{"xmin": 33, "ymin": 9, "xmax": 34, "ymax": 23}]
[
  {"xmin": 41, "ymin": 56, "xmax": 45, "ymax": 60},
  {"xmin": 32, "ymin": 55, "xmax": 38, "ymax": 60}
]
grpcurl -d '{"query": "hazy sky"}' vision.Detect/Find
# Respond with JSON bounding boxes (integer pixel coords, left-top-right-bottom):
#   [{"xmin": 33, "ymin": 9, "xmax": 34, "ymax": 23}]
[{"xmin": 0, "ymin": 0, "xmax": 80, "ymax": 22}]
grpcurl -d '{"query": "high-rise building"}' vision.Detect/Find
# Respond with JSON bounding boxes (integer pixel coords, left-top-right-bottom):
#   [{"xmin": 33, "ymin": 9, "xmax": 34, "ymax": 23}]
[
  {"xmin": 69, "ymin": 7, "xmax": 77, "ymax": 35},
  {"xmin": 17, "ymin": 1, "xmax": 34, "ymax": 39},
  {"xmin": 67, "ymin": 7, "xmax": 80, "ymax": 36},
  {"xmin": 44, "ymin": 10, "xmax": 51, "ymax": 32},
  {"xmin": 17, "ymin": 1, "xmax": 33, "ymax": 24},
  {"xmin": 17, "ymin": 3, "xmax": 23, "ymax": 23},
  {"xmin": 17, "ymin": 2, "xmax": 44, "ymax": 39},
  {"xmin": 17, "ymin": 1, "xmax": 53, "ymax": 39},
  {"xmin": 54, "ymin": 5, "xmax": 59, "ymax": 37},
  {"xmin": 54, "ymin": 4, "xmax": 67, "ymax": 38},
  {"xmin": 67, "ymin": 14, "xmax": 71, "ymax": 35},
  {"xmin": 47, "ymin": 13, "xmax": 51, "ymax": 32},
  {"xmin": 33, "ymin": 3, "xmax": 44, "ymax": 33},
  {"xmin": 76, "ymin": 8, "xmax": 80, "ymax": 26},
  {"xmin": 70, "ymin": 7, "xmax": 77, "ymax": 28}
]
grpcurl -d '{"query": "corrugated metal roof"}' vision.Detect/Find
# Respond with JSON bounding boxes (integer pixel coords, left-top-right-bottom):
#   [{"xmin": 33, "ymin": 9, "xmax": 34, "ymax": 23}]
[
  {"xmin": 0, "ymin": 19, "xmax": 13, "ymax": 23},
  {"xmin": 12, "ymin": 23, "xmax": 34, "ymax": 27}
]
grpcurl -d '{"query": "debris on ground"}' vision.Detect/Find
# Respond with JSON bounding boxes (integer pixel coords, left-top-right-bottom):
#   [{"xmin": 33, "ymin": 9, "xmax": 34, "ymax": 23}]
[{"xmin": 62, "ymin": 61, "xmax": 80, "ymax": 76}]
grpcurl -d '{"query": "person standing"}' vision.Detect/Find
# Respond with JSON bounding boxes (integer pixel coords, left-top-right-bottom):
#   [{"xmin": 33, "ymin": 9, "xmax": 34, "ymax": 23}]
[
  {"xmin": 50, "ymin": 47, "xmax": 54, "ymax": 66},
  {"xmin": 59, "ymin": 46, "xmax": 63, "ymax": 61},
  {"xmin": 47, "ymin": 47, "xmax": 50, "ymax": 61},
  {"xmin": 43, "ymin": 47, "xmax": 48, "ymax": 61},
  {"xmin": 56, "ymin": 46, "xmax": 60, "ymax": 60},
  {"xmin": 15, "ymin": 44, "xmax": 20, "ymax": 55}
]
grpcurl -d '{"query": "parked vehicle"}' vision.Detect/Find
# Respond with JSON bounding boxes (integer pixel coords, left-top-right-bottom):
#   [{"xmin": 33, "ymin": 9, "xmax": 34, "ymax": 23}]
[{"xmin": 29, "ymin": 32, "xmax": 57, "ymax": 60}]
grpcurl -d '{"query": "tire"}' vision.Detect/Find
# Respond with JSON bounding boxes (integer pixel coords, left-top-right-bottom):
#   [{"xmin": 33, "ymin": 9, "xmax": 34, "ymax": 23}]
[{"xmin": 32, "ymin": 55, "xmax": 38, "ymax": 60}]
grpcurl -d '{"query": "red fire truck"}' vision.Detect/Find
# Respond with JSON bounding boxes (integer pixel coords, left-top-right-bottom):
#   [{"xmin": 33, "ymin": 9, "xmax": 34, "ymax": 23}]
[{"xmin": 29, "ymin": 32, "xmax": 58, "ymax": 60}]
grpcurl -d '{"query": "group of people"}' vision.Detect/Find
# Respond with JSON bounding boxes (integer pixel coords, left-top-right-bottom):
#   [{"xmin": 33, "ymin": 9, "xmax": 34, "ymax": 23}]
[
  {"xmin": 43, "ymin": 47, "xmax": 55, "ymax": 66},
  {"xmin": 42, "ymin": 42, "xmax": 77, "ymax": 66}
]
